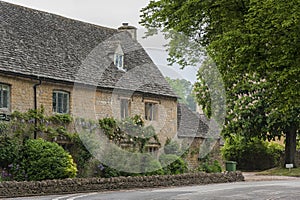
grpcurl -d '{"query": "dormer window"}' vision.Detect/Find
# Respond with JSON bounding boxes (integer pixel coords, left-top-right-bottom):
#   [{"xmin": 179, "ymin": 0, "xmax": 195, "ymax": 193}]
[
  {"xmin": 114, "ymin": 53, "xmax": 124, "ymax": 69},
  {"xmin": 114, "ymin": 44, "xmax": 124, "ymax": 70}
]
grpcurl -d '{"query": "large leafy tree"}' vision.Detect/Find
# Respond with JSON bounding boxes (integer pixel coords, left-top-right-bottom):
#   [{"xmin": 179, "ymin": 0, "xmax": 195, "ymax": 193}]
[
  {"xmin": 165, "ymin": 77, "xmax": 197, "ymax": 111},
  {"xmin": 141, "ymin": 0, "xmax": 300, "ymax": 165}
]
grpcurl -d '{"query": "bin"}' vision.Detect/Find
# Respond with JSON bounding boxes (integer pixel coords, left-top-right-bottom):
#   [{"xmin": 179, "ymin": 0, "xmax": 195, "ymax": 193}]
[{"xmin": 225, "ymin": 161, "xmax": 237, "ymax": 172}]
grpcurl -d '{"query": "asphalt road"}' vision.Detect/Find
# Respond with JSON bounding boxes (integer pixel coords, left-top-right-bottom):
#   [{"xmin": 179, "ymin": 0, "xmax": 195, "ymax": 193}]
[{"xmin": 4, "ymin": 180, "xmax": 300, "ymax": 200}]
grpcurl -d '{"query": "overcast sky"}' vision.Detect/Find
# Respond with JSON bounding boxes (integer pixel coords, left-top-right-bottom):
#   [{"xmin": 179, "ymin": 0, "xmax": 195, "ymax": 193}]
[
  {"xmin": 3, "ymin": 0, "xmax": 149, "ymax": 28},
  {"xmin": 2, "ymin": 0, "xmax": 199, "ymax": 82}
]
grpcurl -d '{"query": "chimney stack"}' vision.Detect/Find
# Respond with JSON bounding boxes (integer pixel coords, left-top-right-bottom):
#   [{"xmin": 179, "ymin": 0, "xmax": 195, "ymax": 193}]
[{"xmin": 118, "ymin": 23, "xmax": 137, "ymax": 40}]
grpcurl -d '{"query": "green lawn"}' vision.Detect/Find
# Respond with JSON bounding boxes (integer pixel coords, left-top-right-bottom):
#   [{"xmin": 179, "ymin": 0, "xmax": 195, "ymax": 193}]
[{"xmin": 257, "ymin": 167, "xmax": 300, "ymax": 177}]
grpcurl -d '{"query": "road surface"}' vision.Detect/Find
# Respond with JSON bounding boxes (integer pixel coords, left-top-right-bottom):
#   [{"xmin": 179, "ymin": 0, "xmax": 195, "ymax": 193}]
[{"xmin": 4, "ymin": 180, "xmax": 300, "ymax": 200}]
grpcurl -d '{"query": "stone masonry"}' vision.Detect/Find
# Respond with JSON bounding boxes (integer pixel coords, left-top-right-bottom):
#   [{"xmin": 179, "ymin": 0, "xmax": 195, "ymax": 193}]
[
  {"xmin": 0, "ymin": 172, "xmax": 244, "ymax": 198},
  {"xmin": 0, "ymin": 73, "xmax": 177, "ymax": 146}
]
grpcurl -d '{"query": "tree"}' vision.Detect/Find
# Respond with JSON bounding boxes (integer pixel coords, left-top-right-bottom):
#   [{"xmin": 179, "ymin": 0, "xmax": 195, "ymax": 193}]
[
  {"xmin": 141, "ymin": 0, "xmax": 300, "ymax": 165},
  {"xmin": 194, "ymin": 57, "xmax": 226, "ymax": 126},
  {"xmin": 165, "ymin": 77, "xmax": 197, "ymax": 111}
]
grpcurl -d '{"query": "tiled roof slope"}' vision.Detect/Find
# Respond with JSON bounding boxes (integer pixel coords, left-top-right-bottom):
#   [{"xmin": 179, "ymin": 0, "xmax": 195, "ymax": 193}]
[
  {"xmin": 177, "ymin": 104, "xmax": 220, "ymax": 139},
  {"xmin": 0, "ymin": 1, "xmax": 176, "ymax": 98}
]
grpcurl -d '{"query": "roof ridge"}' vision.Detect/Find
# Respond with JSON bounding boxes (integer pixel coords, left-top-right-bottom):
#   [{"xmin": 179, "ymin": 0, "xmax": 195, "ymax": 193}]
[
  {"xmin": 0, "ymin": 0, "xmax": 118, "ymax": 32},
  {"xmin": 0, "ymin": 0, "xmax": 177, "ymax": 98}
]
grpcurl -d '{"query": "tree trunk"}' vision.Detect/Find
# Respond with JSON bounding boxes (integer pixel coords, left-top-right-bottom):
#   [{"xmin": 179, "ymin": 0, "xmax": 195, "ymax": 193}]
[{"xmin": 284, "ymin": 125, "xmax": 297, "ymax": 167}]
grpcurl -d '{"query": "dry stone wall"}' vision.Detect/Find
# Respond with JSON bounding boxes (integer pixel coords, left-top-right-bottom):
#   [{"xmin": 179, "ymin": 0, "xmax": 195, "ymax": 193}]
[{"xmin": 0, "ymin": 172, "xmax": 244, "ymax": 198}]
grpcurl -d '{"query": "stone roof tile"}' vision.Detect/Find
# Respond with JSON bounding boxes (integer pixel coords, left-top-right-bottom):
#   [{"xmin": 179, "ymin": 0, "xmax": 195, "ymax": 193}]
[
  {"xmin": 0, "ymin": 1, "xmax": 176, "ymax": 98},
  {"xmin": 177, "ymin": 104, "xmax": 220, "ymax": 139}
]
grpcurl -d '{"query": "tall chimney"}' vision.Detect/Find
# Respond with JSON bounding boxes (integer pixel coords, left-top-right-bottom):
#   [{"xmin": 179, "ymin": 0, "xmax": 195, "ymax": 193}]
[{"xmin": 118, "ymin": 23, "xmax": 137, "ymax": 40}]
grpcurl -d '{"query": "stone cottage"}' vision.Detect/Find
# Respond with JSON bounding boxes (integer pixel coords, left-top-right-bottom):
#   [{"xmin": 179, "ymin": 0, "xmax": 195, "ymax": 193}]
[
  {"xmin": 0, "ymin": 1, "xmax": 218, "ymax": 167},
  {"xmin": 177, "ymin": 104, "xmax": 222, "ymax": 169}
]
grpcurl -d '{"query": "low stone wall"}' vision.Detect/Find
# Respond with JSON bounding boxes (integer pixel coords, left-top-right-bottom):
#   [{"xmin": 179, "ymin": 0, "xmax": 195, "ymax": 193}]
[{"xmin": 0, "ymin": 172, "xmax": 244, "ymax": 198}]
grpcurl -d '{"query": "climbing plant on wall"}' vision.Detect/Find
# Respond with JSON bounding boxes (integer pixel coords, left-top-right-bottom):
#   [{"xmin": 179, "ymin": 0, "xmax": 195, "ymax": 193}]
[{"xmin": 99, "ymin": 115, "xmax": 160, "ymax": 153}]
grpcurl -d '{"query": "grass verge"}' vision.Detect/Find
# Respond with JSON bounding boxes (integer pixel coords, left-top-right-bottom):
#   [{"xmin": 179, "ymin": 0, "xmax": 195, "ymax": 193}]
[{"xmin": 257, "ymin": 167, "xmax": 300, "ymax": 177}]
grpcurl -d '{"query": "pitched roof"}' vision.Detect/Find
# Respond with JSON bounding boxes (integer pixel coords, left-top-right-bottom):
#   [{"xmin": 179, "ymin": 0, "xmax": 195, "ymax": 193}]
[
  {"xmin": 0, "ymin": 1, "xmax": 176, "ymax": 98},
  {"xmin": 177, "ymin": 104, "xmax": 220, "ymax": 139}
]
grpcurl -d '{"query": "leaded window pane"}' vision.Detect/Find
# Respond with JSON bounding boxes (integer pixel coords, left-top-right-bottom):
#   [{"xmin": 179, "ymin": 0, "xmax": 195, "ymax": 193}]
[
  {"xmin": 3, "ymin": 90, "xmax": 8, "ymax": 108},
  {"xmin": 63, "ymin": 93, "xmax": 68, "ymax": 113},
  {"xmin": 53, "ymin": 91, "xmax": 69, "ymax": 114},
  {"xmin": 0, "ymin": 84, "xmax": 10, "ymax": 109}
]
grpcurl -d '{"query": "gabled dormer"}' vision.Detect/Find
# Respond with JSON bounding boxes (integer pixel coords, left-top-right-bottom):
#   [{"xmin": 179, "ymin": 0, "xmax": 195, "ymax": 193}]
[{"xmin": 114, "ymin": 44, "xmax": 125, "ymax": 71}]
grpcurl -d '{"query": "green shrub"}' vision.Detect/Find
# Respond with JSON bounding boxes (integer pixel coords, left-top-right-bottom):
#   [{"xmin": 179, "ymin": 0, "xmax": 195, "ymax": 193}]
[
  {"xmin": 144, "ymin": 160, "xmax": 164, "ymax": 176},
  {"xmin": 0, "ymin": 136, "xmax": 19, "ymax": 169},
  {"xmin": 79, "ymin": 158, "xmax": 120, "ymax": 178},
  {"xmin": 14, "ymin": 139, "xmax": 77, "ymax": 181},
  {"xmin": 198, "ymin": 160, "xmax": 222, "ymax": 173},
  {"xmin": 65, "ymin": 133, "xmax": 92, "ymax": 178},
  {"xmin": 142, "ymin": 154, "xmax": 164, "ymax": 176},
  {"xmin": 267, "ymin": 142, "xmax": 284, "ymax": 167},
  {"xmin": 101, "ymin": 147, "xmax": 164, "ymax": 176},
  {"xmin": 222, "ymin": 135, "xmax": 284, "ymax": 170},
  {"xmin": 164, "ymin": 138, "xmax": 180, "ymax": 155},
  {"xmin": 83, "ymin": 153, "xmax": 164, "ymax": 178},
  {"xmin": 159, "ymin": 154, "xmax": 188, "ymax": 175}
]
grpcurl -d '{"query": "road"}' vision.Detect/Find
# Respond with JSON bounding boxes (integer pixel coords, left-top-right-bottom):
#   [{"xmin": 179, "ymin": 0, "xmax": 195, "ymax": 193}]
[{"xmin": 4, "ymin": 180, "xmax": 300, "ymax": 200}]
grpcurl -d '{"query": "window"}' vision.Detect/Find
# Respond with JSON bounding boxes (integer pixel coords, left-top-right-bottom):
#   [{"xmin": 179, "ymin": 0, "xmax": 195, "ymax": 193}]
[
  {"xmin": 120, "ymin": 99, "xmax": 130, "ymax": 119},
  {"xmin": 145, "ymin": 102, "xmax": 158, "ymax": 121},
  {"xmin": 0, "ymin": 84, "xmax": 10, "ymax": 110},
  {"xmin": 147, "ymin": 146, "xmax": 159, "ymax": 155},
  {"xmin": 114, "ymin": 53, "xmax": 124, "ymax": 69},
  {"xmin": 53, "ymin": 91, "xmax": 69, "ymax": 114},
  {"xmin": 114, "ymin": 44, "xmax": 124, "ymax": 70}
]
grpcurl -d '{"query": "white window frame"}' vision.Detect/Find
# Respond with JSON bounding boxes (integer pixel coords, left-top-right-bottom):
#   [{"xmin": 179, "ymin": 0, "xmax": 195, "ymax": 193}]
[
  {"xmin": 114, "ymin": 44, "xmax": 124, "ymax": 70},
  {"xmin": 52, "ymin": 90, "xmax": 70, "ymax": 114},
  {"xmin": 114, "ymin": 53, "xmax": 124, "ymax": 69},
  {"xmin": 0, "ymin": 83, "xmax": 10, "ymax": 110}
]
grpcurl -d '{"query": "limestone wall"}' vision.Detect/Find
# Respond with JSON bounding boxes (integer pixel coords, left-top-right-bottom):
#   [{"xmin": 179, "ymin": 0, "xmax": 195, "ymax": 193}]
[
  {"xmin": 0, "ymin": 74, "xmax": 177, "ymax": 145},
  {"xmin": 183, "ymin": 138, "xmax": 223, "ymax": 170},
  {"xmin": 0, "ymin": 172, "xmax": 244, "ymax": 198}
]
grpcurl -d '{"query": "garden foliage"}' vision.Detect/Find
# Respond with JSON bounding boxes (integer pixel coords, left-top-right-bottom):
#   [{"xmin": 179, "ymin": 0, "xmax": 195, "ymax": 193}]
[
  {"xmin": 222, "ymin": 135, "xmax": 284, "ymax": 170},
  {"xmin": 14, "ymin": 139, "xmax": 77, "ymax": 181}
]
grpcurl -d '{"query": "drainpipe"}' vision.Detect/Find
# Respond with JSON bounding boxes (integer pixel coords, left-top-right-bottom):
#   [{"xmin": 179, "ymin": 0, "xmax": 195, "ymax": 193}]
[{"xmin": 33, "ymin": 78, "xmax": 42, "ymax": 139}]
